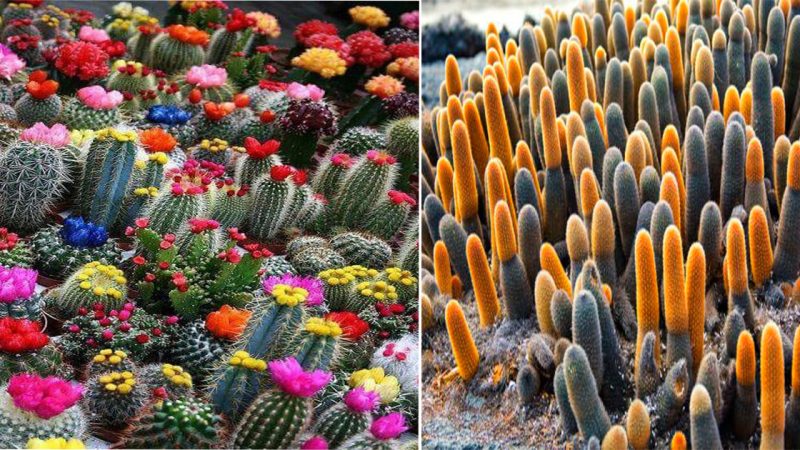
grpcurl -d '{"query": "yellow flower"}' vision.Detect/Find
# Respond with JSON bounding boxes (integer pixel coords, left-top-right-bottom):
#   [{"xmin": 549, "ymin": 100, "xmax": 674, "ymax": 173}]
[
  {"xmin": 349, "ymin": 6, "xmax": 390, "ymax": 29},
  {"xmin": 349, "ymin": 367, "xmax": 400, "ymax": 403},
  {"xmin": 272, "ymin": 284, "xmax": 309, "ymax": 306},
  {"xmin": 228, "ymin": 350, "xmax": 267, "ymax": 371},
  {"xmin": 305, "ymin": 317, "xmax": 343, "ymax": 337},
  {"xmin": 26, "ymin": 438, "xmax": 85, "ymax": 449},
  {"xmin": 70, "ymin": 129, "xmax": 95, "ymax": 147},
  {"xmin": 291, "ymin": 48, "xmax": 347, "ymax": 79},
  {"xmin": 247, "ymin": 11, "xmax": 281, "ymax": 38}
]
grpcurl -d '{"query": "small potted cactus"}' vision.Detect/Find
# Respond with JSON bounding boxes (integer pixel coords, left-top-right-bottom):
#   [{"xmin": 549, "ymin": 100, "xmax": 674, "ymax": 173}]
[
  {"xmin": 0, "ymin": 266, "xmax": 43, "ymax": 321},
  {"xmin": 30, "ymin": 216, "xmax": 122, "ymax": 280},
  {"xmin": 0, "ymin": 317, "xmax": 65, "ymax": 383},
  {"xmin": 0, "ymin": 228, "xmax": 34, "ymax": 268}
]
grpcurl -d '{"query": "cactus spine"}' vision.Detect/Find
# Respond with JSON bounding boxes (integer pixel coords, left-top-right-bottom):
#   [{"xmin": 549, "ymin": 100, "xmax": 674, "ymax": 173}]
[{"xmin": 445, "ymin": 300, "xmax": 479, "ymax": 381}]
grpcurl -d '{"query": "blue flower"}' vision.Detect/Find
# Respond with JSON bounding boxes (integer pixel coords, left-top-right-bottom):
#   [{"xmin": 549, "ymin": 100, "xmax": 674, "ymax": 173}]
[
  {"xmin": 60, "ymin": 216, "xmax": 108, "ymax": 248},
  {"xmin": 146, "ymin": 105, "xmax": 192, "ymax": 126}
]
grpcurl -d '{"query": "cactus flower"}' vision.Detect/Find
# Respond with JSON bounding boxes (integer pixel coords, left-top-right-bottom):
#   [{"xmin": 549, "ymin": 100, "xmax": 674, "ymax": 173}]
[
  {"xmin": 77, "ymin": 86, "xmax": 124, "ymax": 110},
  {"xmin": 6, "ymin": 374, "xmax": 83, "ymax": 419},
  {"xmin": 20, "ymin": 123, "xmax": 71, "ymax": 148},
  {"xmin": 343, "ymin": 387, "xmax": 380, "ymax": 412},
  {"xmin": 185, "ymin": 64, "xmax": 228, "ymax": 88},
  {"xmin": 0, "ymin": 266, "xmax": 37, "ymax": 303},
  {"xmin": 268, "ymin": 357, "xmax": 331, "ymax": 397},
  {"xmin": 262, "ymin": 274, "xmax": 324, "ymax": 306},
  {"xmin": 370, "ymin": 413, "xmax": 408, "ymax": 440},
  {"xmin": 0, "ymin": 44, "xmax": 25, "ymax": 80}
]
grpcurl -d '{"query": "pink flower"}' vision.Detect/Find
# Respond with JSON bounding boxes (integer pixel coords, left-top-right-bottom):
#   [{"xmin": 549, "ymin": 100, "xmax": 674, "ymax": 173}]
[
  {"xmin": 285, "ymin": 82, "xmax": 324, "ymax": 101},
  {"xmin": 343, "ymin": 387, "xmax": 379, "ymax": 413},
  {"xmin": 400, "ymin": 11, "xmax": 419, "ymax": 30},
  {"xmin": 0, "ymin": 44, "xmax": 25, "ymax": 80},
  {"xmin": 0, "ymin": 267, "xmax": 37, "ymax": 303},
  {"xmin": 19, "ymin": 123, "xmax": 71, "ymax": 148},
  {"xmin": 7, "ymin": 374, "xmax": 83, "ymax": 419},
  {"xmin": 370, "ymin": 413, "xmax": 408, "ymax": 440},
  {"xmin": 387, "ymin": 189, "xmax": 416, "ymax": 206},
  {"xmin": 300, "ymin": 436, "xmax": 329, "ymax": 449},
  {"xmin": 262, "ymin": 274, "xmax": 324, "ymax": 307},
  {"xmin": 268, "ymin": 357, "xmax": 331, "ymax": 397},
  {"xmin": 77, "ymin": 85, "xmax": 123, "ymax": 110},
  {"xmin": 77, "ymin": 26, "xmax": 110, "ymax": 43},
  {"xmin": 185, "ymin": 64, "xmax": 228, "ymax": 88}
]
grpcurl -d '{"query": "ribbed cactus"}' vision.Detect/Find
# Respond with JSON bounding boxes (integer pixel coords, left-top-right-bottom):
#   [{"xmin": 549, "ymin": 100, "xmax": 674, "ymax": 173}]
[
  {"xmin": 684, "ymin": 125, "xmax": 711, "ymax": 243},
  {"xmin": 437, "ymin": 216, "xmax": 472, "ymax": 291},
  {"xmin": 123, "ymin": 397, "xmax": 223, "ymax": 449},
  {"xmin": 518, "ymin": 204, "xmax": 542, "ymax": 294},
  {"xmin": 571, "ymin": 290, "xmax": 604, "ymax": 388},
  {"xmin": 209, "ymin": 350, "xmax": 266, "ymax": 422},
  {"xmin": 686, "ymin": 243, "xmax": 706, "ymax": 378},
  {"xmin": 635, "ymin": 230, "xmax": 660, "ymax": 384},
  {"xmin": 748, "ymin": 206, "xmax": 774, "ymax": 287},
  {"xmin": 312, "ymin": 387, "xmax": 377, "ymax": 447},
  {"xmin": 332, "ymin": 151, "xmax": 397, "ymax": 229},
  {"xmin": 761, "ymin": 321, "xmax": 786, "ymax": 449},
  {"xmin": 149, "ymin": 25, "xmax": 207, "ymax": 74},
  {"xmin": 83, "ymin": 371, "xmax": 149, "ymax": 428},
  {"xmin": 445, "ymin": 300, "xmax": 479, "ymax": 381},
  {"xmin": 592, "ymin": 200, "xmax": 617, "ymax": 289},
  {"xmin": 54, "ymin": 262, "xmax": 127, "ymax": 319},
  {"xmin": 720, "ymin": 119, "xmax": 746, "ymax": 219}
]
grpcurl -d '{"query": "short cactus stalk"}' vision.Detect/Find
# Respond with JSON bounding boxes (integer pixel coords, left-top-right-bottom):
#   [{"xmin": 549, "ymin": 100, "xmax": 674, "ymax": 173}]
[
  {"xmin": 563, "ymin": 344, "xmax": 611, "ymax": 441},
  {"xmin": 466, "ymin": 234, "xmax": 500, "ymax": 328},
  {"xmin": 209, "ymin": 350, "xmax": 267, "ymax": 423},
  {"xmin": 445, "ymin": 300, "xmax": 479, "ymax": 381},
  {"xmin": 149, "ymin": 25, "xmax": 208, "ymax": 74},
  {"xmin": 726, "ymin": 219, "xmax": 755, "ymax": 328},
  {"xmin": 83, "ymin": 371, "xmax": 148, "ymax": 428},
  {"xmin": 331, "ymin": 151, "xmax": 398, "ymax": 230},
  {"xmin": 312, "ymin": 387, "xmax": 379, "ymax": 447},
  {"xmin": 494, "ymin": 201, "xmax": 534, "ymax": 319},
  {"xmin": 30, "ymin": 217, "xmax": 122, "ymax": 280},
  {"xmin": 122, "ymin": 397, "xmax": 224, "ymax": 449},
  {"xmin": 734, "ymin": 330, "xmax": 757, "ymax": 440},
  {"xmin": 690, "ymin": 385, "xmax": 723, "ymax": 450}
]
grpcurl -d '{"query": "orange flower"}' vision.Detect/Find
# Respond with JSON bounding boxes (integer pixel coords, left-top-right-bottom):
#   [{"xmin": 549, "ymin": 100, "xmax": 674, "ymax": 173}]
[
  {"xmin": 364, "ymin": 75, "xmax": 405, "ymax": 99},
  {"xmin": 139, "ymin": 128, "xmax": 177, "ymax": 153},
  {"xmin": 387, "ymin": 57, "xmax": 419, "ymax": 82},
  {"xmin": 203, "ymin": 101, "xmax": 235, "ymax": 121},
  {"xmin": 205, "ymin": 305, "xmax": 252, "ymax": 340},
  {"xmin": 166, "ymin": 25, "xmax": 209, "ymax": 46}
]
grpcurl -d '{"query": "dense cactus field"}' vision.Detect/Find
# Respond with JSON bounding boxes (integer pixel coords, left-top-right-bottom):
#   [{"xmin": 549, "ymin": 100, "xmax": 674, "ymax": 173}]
[
  {"xmin": 0, "ymin": 1, "xmax": 420, "ymax": 448},
  {"xmin": 421, "ymin": 0, "xmax": 800, "ymax": 447}
]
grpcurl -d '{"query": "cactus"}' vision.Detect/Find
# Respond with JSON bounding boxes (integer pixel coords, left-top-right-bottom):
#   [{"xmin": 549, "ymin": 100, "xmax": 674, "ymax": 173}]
[
  {"xmin": 540, "ymin": 87, "xmax": 568, "ymax": 242},
  {"xmin": 0, "ymin": 229, "xmax": 33, "ymax": 269},
  {"xmin": 686, "ymin": 243, "xmax": 706, "ymax": 378},
  {"xmin": 748, "ymin": 206, "xmax": 773, "ymax": 287},
  {"xmin": 541, "ymin": 243, "xmax": 572, "ymax": 299},
  {"xmin": 635, "ymin": 230, "xmax": 660, "ymax": 379},
  {"xmin": 720, "ymin": 118, "xmax": 746, "ymax": 219},
  {"xmin": 122, "ymin": 397, "xmax": 224, "ymax": 449},
  {"xmin": 150, "ymin": 25, "xmax": 208, "ymax": 74},
  {"xmin": 330, "ymin": 232, "xmax": 392, "ymax": 269},
  {"xmin": 445, "ymin": 300, "xmax": 479, "ymax": 381},
  {"xmin": 592, "ymin": 200, "xmax": 617, "ymax": 288},
  {"xmin": 30, "ymin": 218, "xmax": 122, "ymax": 279},
  {"xmin": 684, "ymin": 125, "xmax": 711, "ymax": 243},
  {"xmin": 209, "ymin": 350, "xmax": 266, "ymax": 423},
  {"xmin": 690, "ymin": 385, "xmax": 723, "ymax": 450},
  {"xmin": 288, "ymin": 317, "xmax": 342, "ymax": 371},
  {"xmin": 734, "ymin": 330, "xmax": 757, "ymax": 440},
  {"xmin": 551, "ymin": 289, "xmax": 573, "ymax": 340},
  {"xmin": 601, "ymin": 425, "xmax": 628, "ymax": 450},
  {"xmin": 563, "ymin": 344, "xmax": 611, "ymax": 441},
  {"xmin": 54, "ymin": 262, "xmax": 127, "ymax": 319},
  {"xmin": 726, "ymin": 219, "xmax": 755, "ymax": 328},
  {"xmin": 0, "ymin": 375, "xmax": 86, "ymax": 449},
  {"xmin": 566, "ymin": 215, "xmax": 589, "ymax": 284},
  {"xmin": 698, "ymin": 201, "xmax": 723, "ymax": 279},
  {"xmin": 554, "ymin": 364, "xmax": 578, "ymax": 436},
  {"xmin": 232, "ymin": 357, "xmax": 331, "ymax": 449},
  {"xmin": 774, "ymin": 143, "xmax": 800, "ymax": 280},
  {"xmin": 572, "ymin": 291, "xmax": 604, "ymax": 388},
  {"xmin": 663, "ymin": 226, "xmax": 692, "ymax": 373},
  {"xmin": 245, "ymin": 165, "xmax": 298, "ymax": 240},
  {"xmin": 83, "ymin": 371, "xmax": 149, "ymax": 428},
  {"xmin": 0, "ymin": 140, "xmax": 67, "ymax": 231},
  {"xmin": 518, "ymin": 204, "xmax": 542, "ymax": 294},
  {"xmin": 626, "ymin": 399, "xmax": 650, "ymax": 450},
  {"xmin": 464, "ymin": 234, "xmax": 499, "ymax": 328},
  {"xmin": 495, "ymin": 201, "xmax": 534, "ymax": 319},
  {"xmin": 653, "ymin": 359, "xmax": 689, "ymax": 432},
  {"xmin": 761, "ymin": 321, "xmax": 786, "ymax": 449},
  {"xmin": 333, "ymin": 126, "xmax": 387, "ymax": 156},
  {"xmin": 14, "ymin": 73, "xmax": 61, "ymax": 127},
  {"xmin": 752, "ymin": 53, "xmax": 775, "ymax": 180},
  {"xmin": 86, "ymin": 349, "xmax": 136, "ymax": 378},
  {"xmin": 332, "ymin": 151, "xmax": 397, "ymax": 230},
  {"xmin": 312, "ymin": 387, "xmax": 378, "ymax": 447},
  {"xmin": 786, "ymin": 326, "xmax": 800, "ymax": 448},
  {"xmin": 0, "ymin": 318, "xmax": 64, "ymax": 383},
  {"xmin": 614, "ymin": 162, "xmax": 640, "ymax": 259}
]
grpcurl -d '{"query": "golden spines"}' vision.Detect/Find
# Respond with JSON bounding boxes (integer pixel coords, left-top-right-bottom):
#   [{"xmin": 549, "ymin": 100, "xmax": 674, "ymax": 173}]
[
  {"xmin": 661, "ymin": 125, "xmax": 681, "ymax": 160},
  {"xmin": 663, "ymin": 225, "xmax": 688, "ymax": 333},
  {"xmin": 515, "ymin": 141, "xmax": 544, "ymax": 212},
  {"xmin": 660, "ymin": 171, "xmax": 683, "ymax": 236},
  {"xmin": 540, "ymin": 87, "xmax": 562, "ymax": 170},
  {"xmin": 528, "ymin": 64, "xmax": 548, "ymax": 117},
  {"xmin": 741, "ymin": 85, "xmax": 753, "ymax": 125},
  {"xmin": 571, "ymin": 137, "xmax": 593, "ymax": 184},
  {"xmin": 541, "ymin": 242, "xmax": 572, "ymax": 298},
  {"xmin": 571, "ymin": 14, "xmax": 589, "ymax": 48},
  {"xmin": 591, "ymin": 200, "xmax": 616, "ymax": 259},
  {"xmin": 625, "ymin": 132, "xmax": 648, "ymax": 183},
  {"xmin": 686, "ymin": 243, "xmax": 706, "ymax": 377},
  {"xmin": 635, "ymin": 230, "xmax": 661, "ymax": 370},
  {"xmin": 724, "ymin": 86, "xmax": 741, "ymax": 124},
  {"xmin": 566, "ymin": 40, "xmax": 588, "ymax": 112},
  {"xmin": 748, "ymin": 206, "xmax": 773, "ymax": 288},
  {"xmin": 434, "ymin": 241, "xmax": 453, "ymax": 297},
  {"xmin": 773, "ymin": 87, "xmax": 786, "ymax": 139},
  {"xmin": 463, "ymin": 99, "xmax": 490, "ymax": 177},
  {"xmin": 436, "ymin": 157, "xmax": 454, "ymax": 213},
  {"xmin": 493, "ymin": 200, "xmax": 517, "ymax": 262},
  {"xmin": 421, "ymin": 294, "xmax": 434, "ymax": 331},
  {"xmin": 445, "ymin": 300, "xmax": 480, "ymax": 381},
  {"xmin": 671, "ymin": 431, "xmax": 687, "ymax": 450},
  {"xmin": 788, "ymin": 141, "xmax": 800, "ymax": 190},
  {"xmin": 694, "ymin": 46, "xmax": 714, "ymax": 92},
  {"xmin": 483, "ymin": 76, "xmax": 515, "ymax": 179},
  {"xmin": 506, "ymin": 55, "xmax": 523, "ymax": 97},
  {"xmin": 446, "ymin": 95, "xmax": 464, "ymax": 128},
  {"xmin": 745, "ymin": 138, "xmax": 764, "ymax": 183},
  {"xmin": 466, "ymin": 234, "xmax": 500, "ymax": 327},
  {"xmin": 726, "ymin": 219, "xmax": 749, "ymax": 296},
  {"xmin": 736, "ymin": 330, "xmax": 756, "ymax": 386},
  {"xmin": 451, "ymin": 120, "xmax": 479, "ymax": 221},
  {"xmin": 580, "ymin": 169, "xmax": 600, "ymax": 221},
  {"xmin": 444, "ymin": 55, "xmax": 462, "ymax": 97},
  {"xmin": 761, "ymin": 321, "xmax": 786, "ymax": 449},
  {"xmin": 535, "ymin": 271, "xmax": 558, "ymax": 336}
]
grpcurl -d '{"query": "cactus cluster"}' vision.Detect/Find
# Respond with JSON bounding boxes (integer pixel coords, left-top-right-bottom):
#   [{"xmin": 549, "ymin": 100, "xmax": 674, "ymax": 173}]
[{"xmin": 422, "ymin": 2, "xmax": 800, "ymax": 447}]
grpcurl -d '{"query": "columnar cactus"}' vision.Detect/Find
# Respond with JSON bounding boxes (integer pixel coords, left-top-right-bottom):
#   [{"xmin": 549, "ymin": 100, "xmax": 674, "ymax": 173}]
[
  {"xmin": 209, "ymin": 350, "xmax": 267, "ymax": 422},
  {"xmin": 734, "ymin": 330, "xmax": 757, "ymax": 440},
  {"xmin": 663, "ymin": 226, "xmax": 692, "ymax": 373},
  {"xmin": 761, "ymin": 321, "xmax": 786, "ymax": 448},
  {"xmin": 331, "ymin": 151, "xmax": 397, "ymax": 230},
  {"xmin": 726, "ymin": 219, "xmax": 755, "ymax": 328},
  {"xmin": 563, "ymin": 344, "xmax": 611, "ymax": 441},
  {"xmin": 445, "ymin": 300, "xmax": 479, "ymax": 381},
  {"xmin": 774, "ymin": 143, "xmax": 800, "ymax": 280},
  {"xmin": 690, "ymin": 385, "xmax": 723, "ymax": 450},
  {"xmin": 494, "ymin": 201, "xmax": 534, "ymax": 319},
  {"xmin": 748, "ymin": 206, "xmax": 773, "ymax": 287},
  {"xmin": 312, "ymin": 387, "xmax": 378, "ymax": 447}
]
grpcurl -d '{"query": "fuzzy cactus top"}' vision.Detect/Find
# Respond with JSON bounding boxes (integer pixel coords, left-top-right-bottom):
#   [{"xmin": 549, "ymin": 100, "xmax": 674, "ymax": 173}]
[
  {"xmin": 343, "ymin": 386, "xmax": 380, "ymax": 413},
  {"xmin": 6, "ymin": 374, "xmax": 83, "ymax": 419},
  {"xmin": 268, "ymin": 357, "xmax": 332, "ymax": 397},
  {"xmin": 20, "ymin": 123, "xmax": 71, "ymax": 148},
  {"xmin": 262, "ymin": 274, "xmax": 324, "ymax": 306},
  {"xmin": 0, "ymin": 266, "xmax": 37, "ymax": 303},
  {"xmin": 370, "ymin": 412, "xmax": 408, "ymax": 440},
  {"xmin": 77, "ymin": 86, "xmax": 124, "ymax": 110},
  {"xmin": 367, "ymin": 150, "xmax": 397, "ymax": 166},
  {"xmin": 185, "ymin": 65, "xmax": 227, "ymax": 89},
  {"xmin": 60, "ymin": 216, "xmax": 109, "ymax": 248},
  {"xmin": 0, "ymin": 317, "xmax": 48, "ymax": 353}
]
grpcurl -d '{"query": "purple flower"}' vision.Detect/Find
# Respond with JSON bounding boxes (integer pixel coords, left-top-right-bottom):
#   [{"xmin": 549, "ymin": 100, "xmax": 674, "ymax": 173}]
[
  {"xmin": 279, "ymin": 98, "xmax": 337, "ymax": 136},
  {"xmin": 370, "ymin": 413, "xmax": 408, "ymax": 440},
  {"xmin": 262, "ymin": 274, "xmax": 324, "ymax": 306},
  {"xmin": 300, "ymin": 436, "xmax": 329, "ymax": 449},
  {"xmin": 0, "ymin": 266, "xmax": 37, "ymax": 303},
  {"xmin": 343, "ymin": 387, "xmax": 380, "ymax": 413},
  {"xmin": 268, "ymin": 357, "xmax": 332, "ymax": 397}
]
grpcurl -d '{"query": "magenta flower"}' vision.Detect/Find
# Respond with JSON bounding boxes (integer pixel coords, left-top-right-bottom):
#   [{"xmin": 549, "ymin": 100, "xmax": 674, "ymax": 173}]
[
  {"xmin": 7, "ymin": 374, "xmax": 84, "ymax": 419},
  {"xmin": 268, "ymin": 357, "xmax": 331, "ymax": 397},
  {"xmin": 0, "ymin": 44, "xmax": 25, "ymax": 80},
  {"xmin": 400, "ymin": 11, "xmax": 419, "ymax": 30},
  {"xmin": 77, "ymin": 26, "xmax": 110, "ymax": 43},
  {"xmin": 370, "ymin": 413, "xmax": 408, "ymax": 440},
  {"xmin": 185, "ymin": 64, "xmax": 228, "ymax": 88},
  {"xmin": 77, "ymin": 85, "xmax": 123, "ymax": 110},
  {"xmin": 262, "ymin": 274, "xmax": 324, "ymax": 306},
  {"xmin": 20, "ymin": 123, "xmax": 71, "ymax": 148},
  {"xmin": 300, "ymin": 436, "xmax": 329, "ymax": 449},
  {"xmin": 286, "ymin": 82, "xmax": 325, "ymax": 101},
  {"xmin": 0, "ymin": 266, "xmax": 37, "ymax": 303},
  {"xmin": 343, "ymin": 387, "xmax": 379, "ymax": 413}
]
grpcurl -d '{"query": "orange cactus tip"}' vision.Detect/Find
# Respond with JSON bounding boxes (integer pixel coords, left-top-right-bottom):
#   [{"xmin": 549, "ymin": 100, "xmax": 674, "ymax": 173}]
[
  {"xmin": 671, "ymin": 431, "xmax": 687, "ymax": 450},
  {"xmin": 541, "ymin": 242, "xmax": 572, "ymax": 298},
  {"xmin": 205, "ymin": 305, "xmax": 252, "ymax": 340},
  {"xmin": 445, "ymin": 299, "xmax": 480, "ymax": 381},
  {"xmin": 726, "ymin": 219, "xmax": 748, "ymax": 295},
  {"xmin": 788, "ymin": 142, "xmax": 800, "ymax": 190},
  {"xmin": 736, "ymin": 330, "xmax": 756, "ymax": 385},
  {"xmin": 493, "ymin": 201, "xmax": 517, "ymax": 262},
  {"xmin": 591, "ymin": 200, "xmax": 615, "ymax": 257},
  {"xmin": 761, "ymin": 321, "xmax": 786, "ymax": 442},
  {"xmin": 745, "ymin": 138, "xmax": 764, "ymax": 182}
]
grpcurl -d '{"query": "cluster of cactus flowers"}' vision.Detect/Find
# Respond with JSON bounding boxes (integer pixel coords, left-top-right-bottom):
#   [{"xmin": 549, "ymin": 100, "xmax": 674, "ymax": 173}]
[
  {"xmin": 0, "ymin": 1, "xmax": 419, "ymax": 448},
  {"xmin": 421, "ymin": 0, "xmax": 800, "ymax": 447}
]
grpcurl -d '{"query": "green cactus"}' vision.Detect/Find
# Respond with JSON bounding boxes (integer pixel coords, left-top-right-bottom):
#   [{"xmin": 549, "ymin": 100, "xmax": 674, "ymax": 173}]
[
  {"xmin": 289, "ymin": 247, "xmax": 346, "ymax": 276},
  {"xmin": 86, "ymin": 348, "xmax": 137, "ymax": 378},
  {"xmin": 436, "ymin": 216, "xmax": 471, "ymax": 291},
  {"xmin": 331, "ymin": 151, "xmax": 397, "ymax": 229},
  {"xmin": 728, "ymin": 13, "xmax": 747, "ymax": 89},
  {"xmin": 0, "ymin": 140, "xmax": 67, "ymax": 232},
  {"xmin": 613, "ymin": 162, "xmax": 640, "ymax": 259},
  {"xmin": 209, "ymin": 350, "xmax": 267, "ymax": 423},
  {"xmin": 752, "ymin": 53, "xmax": 775, "ymax": 181},
  {"xmin": 330, "ymin": 232, "xmax": 392, "ymax": 269},
  {"xmin": 14, "ymin": 93, "xmax": 61, "ymax": 127},
  {"xmin": 246, "ymin": 167, "xmax": 299, "ymax": 240},
  {"xmin": 0, "ymin": 342, "xmax": 64, "ymax": 384},
  {"xmin": 169, "ymin": 321, "xmax": 227, "ymax": 383},
  {"xmin": 363, "ymin": 191, "xmax": 414, "ymax": 240},
  {"xmin": 571, "ymin": 291, "xmax": 604, "ymax": 388},
  {"xmin": 394, "ymin": 220, "xmax": 419, "ymax": 273},
  {"xmin": 83, "ymin": 370, "xmax": 149, "ymax": 428},
  {"xmin": 123, "ymin": 397, "xmax": 224, "ymax": 449},
  {"xmin": 53, "ymin": 262, "xmax": 127, "ymax": 319},
  {"xmin": 29, "ymin": 225, "xmax": 122, "ymax": 280},
  {"xmin": 774, "ymin": 145, "xmax": 800, "ymax": 280},
  {"xmin": 149, "ymin": 30, "xmax": 206, "ymax": 74},
  {"xmin": 563, "ymin": 344, "xmax": 611, "ymax": 441},
  {"xmin": 653, "ymin": 359, "xmax": 689, "ymax": 432},
  {"xmin": 334, "ymin": 126, "xmax": 388, "ymax": 156},
  {"xmin": 233, "ymin": 383, "xmax": 318, "ymax": 448}
]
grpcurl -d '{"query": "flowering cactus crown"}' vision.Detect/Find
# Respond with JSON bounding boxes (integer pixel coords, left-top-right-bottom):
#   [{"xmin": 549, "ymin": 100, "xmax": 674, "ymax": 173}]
[
  {"xmin": 7, "ymin": 374, "xmax": 83, "ymax": 419},
  {"xmin": 60, "ymin": 216, "xmax": 109, "ymax": 248},
  {"xmin": 0, "ymin": 266, "xmax": 37, "ymax": 303},
  {"xmin": 262, "ymin": 274, "xmax": 324, "ymax": 307},
  {"xmin": 268, "ymin": 357, "xmax": 332, "ymax": 397}
]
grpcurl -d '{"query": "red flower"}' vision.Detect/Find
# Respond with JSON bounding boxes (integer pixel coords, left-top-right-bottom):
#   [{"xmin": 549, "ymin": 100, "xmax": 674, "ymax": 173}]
[
  {"xmin": 0, "ymin": 318, "xmax": 49, "ymax": 354},
  {"xmin": 25, "ymin": 71, "xmax": 58, "ymax": 100},
  {"xmin": 346, "ymin": 31, "xmax": 391, "ymax": 68},
  {"xmin": 132, "ymin": 256, "xmax": 146, "ymax": 265},
  {"xmin": 225, "ymin": 8, "xmax": 253, "ymax": 32},
  {"xmin": 228, "ymin": 228, "xmax": 246, "ymax": 241},
  {"xmin": 54, "ymin": 41, "xmax": 109, "ymax": 81},
  {"xmin": 294, "ymin": 19, "xmax": 338, "ymax": 46},
  {"xmin": 158, "ymin": 261, "xmax": 170, "ymax": 270},
  {"xmin": 243, "ymin": 137, "xmax": 280, "ymax": 159},
  {"xmin": 135, "ymin": 333, "xmax": 150, "ymax": 344},
  {"xmin": 188, "ymin": 88, "xmax": 203, "ymax": 104},
  {"xmin": 387, "ymin": 190, "xmax": 416, "ymax": 206},
  {"xmin": 97, "ymin": 40, "xmax": 126, "ymax": 57},
  {"xmin": 270, "ymin": 165, "xmax": 293, "ymax": 182},
  {"xmin": 259, "ymin": 110, "xmax": 276, "ymax": 123},
  {"xmin": 234, "ymin": 93, "xmax": 250, "ymax": 108},
  {"xmin": 330, "ymin": 153, "xmax": 353, "ymax": 168},
  {"xmin": 325, "ymin": 312, "xmax": 369, "ymax": 340},
  {"xmin": 255, "ymin": 45, "xmax": 277, "ymax": 54},
  {"xmin": 291, "ymin": 169, "xmax": 307, "ymax": 186},
  {"xmin": 388, "ymin": 42, "xmax": 419, "ymax": 59},
  {"xmin": 366, "ymin": 150, "xmax": 396, "ymax": 165},
  {"xmin": 134, "ymin": 217, "xmax": 150, "ymax": 228},
  {"xmin": 203, "ymin": 101, "xmax": 235, "ymax": 121},
  {"xmin": 166, "ymin": 25, "xmax": 209, "ymax": 46},
  {"xmin": 258, "ymin": 79, "xmax": 288, "ymax": 91}
]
